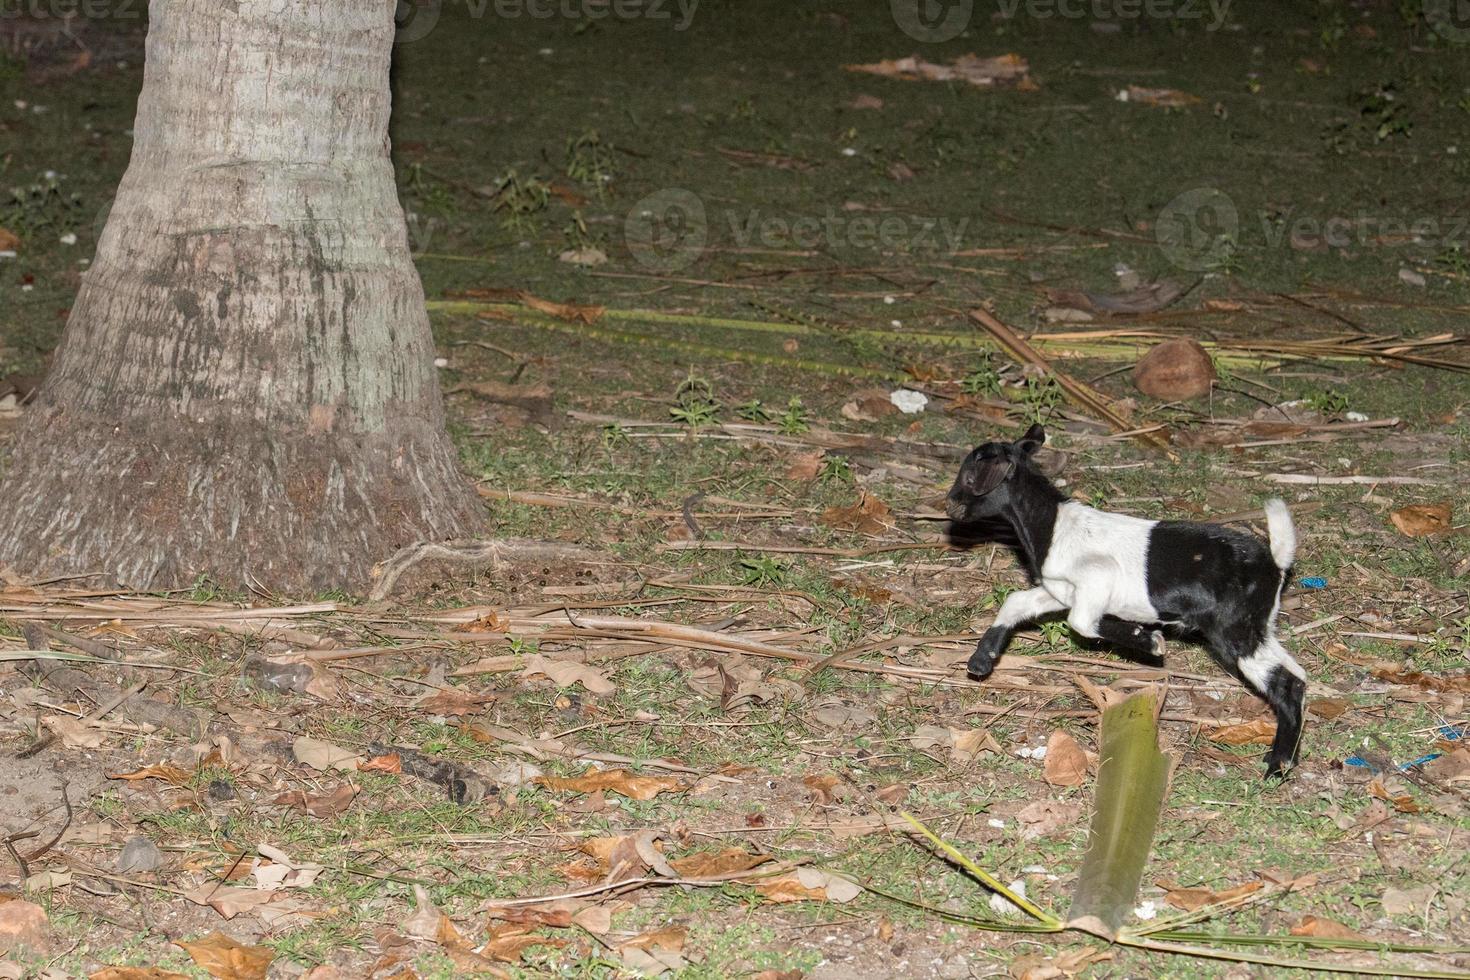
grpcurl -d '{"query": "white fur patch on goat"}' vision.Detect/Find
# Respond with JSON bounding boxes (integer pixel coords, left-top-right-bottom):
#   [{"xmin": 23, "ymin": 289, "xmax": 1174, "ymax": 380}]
[{"xmin": 1039, "ymin": 502, "xmax": 1161, "ymax": 626}]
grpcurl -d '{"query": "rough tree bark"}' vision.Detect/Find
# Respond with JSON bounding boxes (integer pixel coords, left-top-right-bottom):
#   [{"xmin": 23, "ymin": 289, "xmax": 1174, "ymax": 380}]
[{"xmin": 0, "ymin": 0, "xmax": 482, "ymax": 591}]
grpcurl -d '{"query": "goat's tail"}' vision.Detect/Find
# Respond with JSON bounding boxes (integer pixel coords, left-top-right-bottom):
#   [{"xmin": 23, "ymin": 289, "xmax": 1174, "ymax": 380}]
[{"xmin": 1263, "ymin": 498, "xmax": 1296, "ymax": 570}]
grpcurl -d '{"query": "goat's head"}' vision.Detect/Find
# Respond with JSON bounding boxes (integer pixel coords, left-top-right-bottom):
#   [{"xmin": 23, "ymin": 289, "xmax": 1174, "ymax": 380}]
[{"xmin": 946, "ymin": 422, "xmax": 1046, "ymax": 523}]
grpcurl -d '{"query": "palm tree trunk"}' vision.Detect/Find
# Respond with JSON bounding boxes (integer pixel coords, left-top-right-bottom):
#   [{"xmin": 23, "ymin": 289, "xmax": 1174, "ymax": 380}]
[{"xmin": 0, "ymin": 0, "xmax": 482, "ymax": 591}]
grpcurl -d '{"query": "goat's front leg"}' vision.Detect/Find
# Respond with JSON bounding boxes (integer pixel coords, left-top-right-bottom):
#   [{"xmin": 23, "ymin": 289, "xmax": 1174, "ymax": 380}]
[{"xmin": 970, "ymin": 587, "xmax": 1067, "ymax": 680}]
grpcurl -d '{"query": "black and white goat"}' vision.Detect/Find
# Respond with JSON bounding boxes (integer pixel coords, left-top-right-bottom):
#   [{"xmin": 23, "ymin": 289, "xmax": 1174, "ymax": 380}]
[{"xmin": 947, "ymin": 423, "xmax": 1307, "ymax": 777}]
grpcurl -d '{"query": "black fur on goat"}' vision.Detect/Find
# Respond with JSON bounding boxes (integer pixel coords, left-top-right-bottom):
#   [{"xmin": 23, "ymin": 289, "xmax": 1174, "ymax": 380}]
[{"xmin": 948, "ymin": 423, "xmax": 1306, "ymax": 778}]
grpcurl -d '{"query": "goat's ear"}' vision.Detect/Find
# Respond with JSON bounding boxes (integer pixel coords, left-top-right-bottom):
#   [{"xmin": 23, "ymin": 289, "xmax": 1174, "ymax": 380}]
[
  {"xmin": 1014, "ymin": 422, "xmax": 1045, "ymax": 456},
  {"xmin": 959, "ymin": 455, "xmax": 1012, "ymax": 497}
]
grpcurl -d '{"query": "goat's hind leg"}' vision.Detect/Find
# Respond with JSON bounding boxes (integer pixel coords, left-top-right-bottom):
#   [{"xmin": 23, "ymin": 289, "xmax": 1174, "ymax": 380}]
[
  {"xmin": 1093, "ymin": 615, "xmax": 1164, "ymax": 658},
  {"xmin": 1216, "ymin": 631, "xmax": 1307, "ymax": 778},
  {"xmin": 1241, "ymin": 635, "xmax": 1307, "ymax": 778},
  {"xmin": 970, "ymin": 587, "xmax": 1065, "ymax": 680}
]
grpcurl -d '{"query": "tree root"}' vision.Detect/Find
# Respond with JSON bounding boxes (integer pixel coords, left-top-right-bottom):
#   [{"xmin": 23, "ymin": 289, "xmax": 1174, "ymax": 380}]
[{"xmin": 367, "ymin": 537, "xmax": 600, "ymax": 602}]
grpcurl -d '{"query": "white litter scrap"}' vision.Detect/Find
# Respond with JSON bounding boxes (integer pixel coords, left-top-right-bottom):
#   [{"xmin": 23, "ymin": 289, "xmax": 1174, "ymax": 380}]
[
  {"xmin": 889, "ymin": 389, "xmax": 928, "ymax": 414},
  {"xmin": 988, "ymin": 879, "xmax": 1029, "ymax": 917}
]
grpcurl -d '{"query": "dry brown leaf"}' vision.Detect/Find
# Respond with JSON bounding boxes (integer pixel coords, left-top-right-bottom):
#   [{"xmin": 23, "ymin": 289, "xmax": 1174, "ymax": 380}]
[
  {"xmin": 840, "ymin": 388, "xmax": 899, "ymax": 424},
  {"xmin": 785, "ymin": 450, "xmax": 825, "ymax": 481},
  {"xmin": 754, "ymin": 877, "xmax": 824, "ymax": 903},
  {"xmin": 668, "ymin": 847, "xmax": 772, "ymax": 878},
  {"xmin": 292, "ymin": 736, "xmax": 362, "ymax": 772},
  {"xmin": 89, "ymin": 969, "xmax": 192, "ymax": 980},
  {"xmin": 522, "ymin": 654, "xmax": 615, "ymax": 695},
  {"xmin": 755, "ymin": 868, "xmax": 861, "ymax": 904},
  {"xmin": 1121, "ymin": 84, "xmax": 1201, "ymax": 107},
  {"xmin": 0, "ymin": 228, "xmax": 19, "ymax": 251},
  {"xmin": 402, "ymin": 885, "xmax": 451, "ymax": 941},
  {"xmin": 844, "ymin": 53, "xmax": 1033, "ymax": 89},
  {"xmin": 1290, "ymin": 915, "xmax": 1370, "ymax": 941},
  {"xmin": 537, "ymin": 768, "xmax": 686, "ymax": 801},
  {"xmin": 820, "ymin": 492, "xmax": 892, "ymax": 535},
  {"xmin": 1389, "ymin": 502, "xmax": 1452, "ymax": 538},
  {"xmin": 802, "ymin": 774, "xmax": 841, "ymax": 804},
  {"xmin": 951, "ymin": 727, "xmax": 1002, "ymax": 762},
  {"xmin": 1205, "ymin": 718, "xmax": 1276, "ymax": 746},
  {"xmin": 1372, "ymin": 667, "xmax": 1470, "ymax": 693},
  {"xmin": 1426, "ymin": 745, "xmax": 1470, "ymax": 784},
  {"xmin": 576, "ymin": 834, "xmax": 653, "ymax": 882},
  {"xmin": 415, "ymin": 686, "xmax": 497, "ymax": 717},
  {"xmin": 174, "ymin": 931, "xmax": 274, "ymax": 980},
  {"xmin": 484, "ymin": 922, "xmax": 567, "ymax": 962},
  {"xmin": 1071, "ymin": 673, "xmax": 1129, "ymax": 713},
  {"xmin": 578, "ymin": 836, "xmax": 630, "ymax": 872},
  {"xmin": 183, "ymin": 884, "xmax": 277, "ymax": 920},
  {"xmin": 271, "ymin": 784, "xmax": 359, "ymax": 818},
  {"xmin": 571, "ymin": 905, "xmax": 613, "ymax": 933},
  {"xmin": 361, "ymin": 751, "xmax": 403, "ymax": 774},
  {"xmin": 456, "ymin": 610, "xmax": 511, "ymax": 633},
  {"xmin": 1013, "ymin": 946, "xmax": 1112, "ymax": 979},
  {"xmin": 1042, "ymin": 730, "xmax": 1089, "ymax": 787},
  {"xmin": 875, "ymin": 782, "xmax": 909, "ymax": 805},
  {"xmin": 1160, "ymin": 879, "xmax": 1263, "ymax": 911},
  {"xmin": 518, "ymin": 292, "xmax": 604, "ymax": 324},
  {"xmin": 622, "ymin": 925, "xmax": 687, "ymax": 953},
  {"xmin": 43, "ymin": 715, "xmax": 105, "ymax": 749},
  {"xmin": 1308, "ymin": 698, "xmax": 1350, "ymax": 720},
  {"xmin": 108, "ymin": 763, "xmax": 192, "ymax": 786},
  {"xmin": 1367, "ymin": 777, "xmax": 1420, "ymax": 813}
]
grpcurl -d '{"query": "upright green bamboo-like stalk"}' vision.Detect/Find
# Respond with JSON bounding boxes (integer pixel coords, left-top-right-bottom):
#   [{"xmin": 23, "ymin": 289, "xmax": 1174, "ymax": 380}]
[{"xmin": 1067, "ymin": 691, "xmax": 1170, "ymax": 940}]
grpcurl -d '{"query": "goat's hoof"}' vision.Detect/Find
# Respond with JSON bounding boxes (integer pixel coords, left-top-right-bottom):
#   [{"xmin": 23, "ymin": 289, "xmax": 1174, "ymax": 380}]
[
  {"xmin": 966, "ymin": 653, "xmax": 996, "ymax": 680},
  {"xmin": 1263, "ymin": 757, "xmax": 1295, "ymax": 780}
]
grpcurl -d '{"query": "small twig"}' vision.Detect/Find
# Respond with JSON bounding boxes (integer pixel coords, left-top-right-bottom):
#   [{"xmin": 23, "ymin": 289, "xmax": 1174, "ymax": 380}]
[
  {"xmin": 19, "ymin": 782, "xmax": 71, "ymax": 865},
  {"xmin": 680, "ymin": 492, "xmax": 706, "ymax": 540},
  {"xmin": 478, "ymin": 858, "xmax": 810, "ymax": 909}
]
